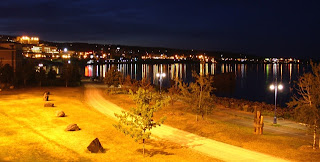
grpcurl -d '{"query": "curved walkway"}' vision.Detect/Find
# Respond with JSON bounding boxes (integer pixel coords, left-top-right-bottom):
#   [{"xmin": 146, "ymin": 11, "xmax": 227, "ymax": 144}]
[{"xmin": 84, "ymin": 84, "xmax": 289, "ymax": 162}]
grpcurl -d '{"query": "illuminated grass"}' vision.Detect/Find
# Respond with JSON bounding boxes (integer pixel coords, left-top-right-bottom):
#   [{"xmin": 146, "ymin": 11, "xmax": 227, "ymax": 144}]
[{"xmin": 0, "ymin": 87, "xmax": 217, "ymax": 161}]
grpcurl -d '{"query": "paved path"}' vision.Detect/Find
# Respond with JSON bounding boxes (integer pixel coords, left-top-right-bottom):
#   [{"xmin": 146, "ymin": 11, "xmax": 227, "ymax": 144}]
[{"xmin": 84, "ymin": 84, "xmax": 289, "ymax": 162}]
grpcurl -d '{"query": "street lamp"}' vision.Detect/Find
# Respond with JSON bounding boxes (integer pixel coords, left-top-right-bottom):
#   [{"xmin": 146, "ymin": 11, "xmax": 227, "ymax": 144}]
[
  {"xmin": 269, "ymin": 82, "xmax": 283, "ymax": 124},
  {"xmin": 156, "ymin": 73, "xmax": 166, "ymax": 94}
]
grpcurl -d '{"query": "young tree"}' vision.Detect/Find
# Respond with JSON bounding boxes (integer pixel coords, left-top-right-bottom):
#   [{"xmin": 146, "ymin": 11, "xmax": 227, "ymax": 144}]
[
  {"xmin": 179, "ymin": 71, "xmax": 215, "ymax": 121},
  {"xmin": 138, "ymin": 78, "xmax": 154, "ymax": 92},
  {"xmin": 287, "ymin": 62, "xmax": 320, "ymax": 149},
  {"xmin": 104, "ymin": 66, "xmax": 123, "ymax": 87},
  {"xmin": 114, "ymin": 88, "xmax": 166, "ymax": 155},
  {"xmin": 123, "ymin": 75, "xmax": 139, "ymax": 93},
  {"xmin": 167, "ymin": 78, "xmax": 180, "ymax": 105}
]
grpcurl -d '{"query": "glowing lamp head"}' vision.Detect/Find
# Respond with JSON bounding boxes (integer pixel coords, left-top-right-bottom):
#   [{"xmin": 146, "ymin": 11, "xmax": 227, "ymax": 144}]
[
  {"xmin": 278, "ymin": 84, "xmax": 283, "ymax": 90},
  {"xmin": 270, "ymin": 84, "xmax": 275, "ymax": 90},
  {"xmin": 270, "ymin": 84, "xmax": 283, "ymax": 90},
  {"xmin": 156, "ymin": 73, "xmax": 166, "ymax": 78}
]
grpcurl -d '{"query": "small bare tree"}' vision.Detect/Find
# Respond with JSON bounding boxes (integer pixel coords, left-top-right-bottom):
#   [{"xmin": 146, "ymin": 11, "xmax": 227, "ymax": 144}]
[
  {"xmin": 287, "ymin": 62, "xmax": 320, "ymax": 149},
  {"xmin": 167, "ymin": 78, "xmax": 180, "ymax": 105},
  {"xmin": 179, "ymin": 71, "xmax": 215, "ymax": 121},
  {"xmin": 104, "ymin": 66, "xmax": 123, "ymax": 87}
]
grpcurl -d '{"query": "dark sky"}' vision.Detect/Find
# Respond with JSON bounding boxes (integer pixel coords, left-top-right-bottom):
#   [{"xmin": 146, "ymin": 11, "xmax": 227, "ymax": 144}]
[{"xmin": 1, "ymin": 0, "xmax": 319, "ymax": 58}]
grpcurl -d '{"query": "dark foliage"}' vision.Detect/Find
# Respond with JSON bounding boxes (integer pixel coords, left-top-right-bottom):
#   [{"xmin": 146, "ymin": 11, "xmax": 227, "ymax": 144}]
[
  {"xmin": 104, "ymin": 66, "xmax": 123, "ymax": 87},
  {"xmin": 0, "ymin": 64, "xmax": 14, "ymax": 84},
  {"xmin": 61, "ymin": 62, "xmax": 81, "ymax": 87}
]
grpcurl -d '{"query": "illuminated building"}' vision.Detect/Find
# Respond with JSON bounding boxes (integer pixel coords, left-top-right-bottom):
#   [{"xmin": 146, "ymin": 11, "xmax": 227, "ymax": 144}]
[
  {"xmin": 16, "ymin": 36, "xmax": 39, "ymax": 44},
  {"xmin": 22, "ymin": 44, "xmax": 59, "ymax": 58},
  {"xmin": 14, "ymin": 36, "xmax": 62, "ymax": 59}
]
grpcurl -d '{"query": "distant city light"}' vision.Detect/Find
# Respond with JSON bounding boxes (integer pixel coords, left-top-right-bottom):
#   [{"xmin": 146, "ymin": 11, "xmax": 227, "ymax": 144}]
[{"xmin": 64, "ymin": 48, "xmax": 68, "ymax": 52}]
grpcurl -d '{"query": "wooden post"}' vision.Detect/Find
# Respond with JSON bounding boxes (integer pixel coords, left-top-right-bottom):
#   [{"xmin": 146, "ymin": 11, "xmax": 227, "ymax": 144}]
[
  {"xmin": 257, "ymin": 111, "xmax": 261, "ymax": 134},
  {"xmin": 254, "ymin": 107, "xmax": 257, "ymax": 133},
  {"xmin": 260, "ymin": 115, "xmax": 264, "ymax": 135},
  {"xmin": 254, "ymin": 108, "xmax": 264, "ymax": 135}
]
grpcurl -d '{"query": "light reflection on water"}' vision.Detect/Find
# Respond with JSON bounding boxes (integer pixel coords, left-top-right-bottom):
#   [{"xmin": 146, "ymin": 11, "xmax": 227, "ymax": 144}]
[{"xmin": 85, "ymin": 63, "xmax": 309, "ymax": 106}]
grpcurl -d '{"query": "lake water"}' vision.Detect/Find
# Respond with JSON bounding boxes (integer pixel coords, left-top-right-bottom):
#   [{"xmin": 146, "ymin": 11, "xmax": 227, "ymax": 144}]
[{"xmin": 85, "ymin": 63, "xmax": 310, "ymax": 106}]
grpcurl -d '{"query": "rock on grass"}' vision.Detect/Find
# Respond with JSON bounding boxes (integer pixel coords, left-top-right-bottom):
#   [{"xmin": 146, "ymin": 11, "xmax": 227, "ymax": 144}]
[
  {"xmin": 56, "ymin": 111, "xmax": 65, "ymax": 117},
  {"xmin": 87, "ymin": 138, "xmax": 105, "ymax": 153},
  {"xmin": 66, "ymin": 124, "xmax": 80, "ymax": 131},
  {"xmin": 44, "ymin": 103, "xmax": 54, "ymax": 107}
]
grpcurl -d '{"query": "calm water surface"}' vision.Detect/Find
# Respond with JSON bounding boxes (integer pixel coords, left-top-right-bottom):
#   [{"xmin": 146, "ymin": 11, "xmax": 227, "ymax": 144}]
[{"xmin": 85, "ymin": 63, "xmax": 310, "ymax": 106}]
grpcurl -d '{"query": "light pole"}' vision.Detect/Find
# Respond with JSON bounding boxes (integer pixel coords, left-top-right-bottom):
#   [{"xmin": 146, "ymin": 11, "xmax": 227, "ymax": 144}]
[
  {"xmin": 269, "ymin": 79, "xmax": 283, "ymax": 124},
  {"xmin": 156, "ymin": 73, "xmax": 166, "ymax": 94}
]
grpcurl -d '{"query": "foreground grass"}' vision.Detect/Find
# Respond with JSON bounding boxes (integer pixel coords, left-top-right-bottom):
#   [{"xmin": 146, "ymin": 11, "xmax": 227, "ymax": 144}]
[
  {"xmin": 0, "ymin": 87, "xmax": 216, "ymax": 161},
  {"xmin": 105, "ymin": 92, "xmax": 320, "ymax": 161}
]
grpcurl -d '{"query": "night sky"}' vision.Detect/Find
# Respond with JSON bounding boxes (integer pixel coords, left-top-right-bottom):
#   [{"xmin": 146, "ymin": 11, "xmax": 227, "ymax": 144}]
[{"xmin": 1, "ymin": 0, "xmax": 319, "ymax": 58}]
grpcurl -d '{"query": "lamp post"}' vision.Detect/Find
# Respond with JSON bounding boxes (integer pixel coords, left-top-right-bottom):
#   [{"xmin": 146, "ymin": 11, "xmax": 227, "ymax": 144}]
[
  {"xmin": 156, "ymin": 73, "xmax": 166, "ymax": 94},
  {"xmin": 269, "ymin": 79, "xmax": 283, "ymax": 124}
]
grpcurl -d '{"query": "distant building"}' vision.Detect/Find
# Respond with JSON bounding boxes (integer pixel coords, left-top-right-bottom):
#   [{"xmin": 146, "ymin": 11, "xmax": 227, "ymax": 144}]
[
  {"xmin": 22, "ymin": 44, "xmax": 59, "ymax": 58},
  {"xmin": 0, "ymin": 43, "xmax": 23, "ymax": 72},
  {"xmin": 16, "ymin": 36, "xmax": 39, "ymax": 44}
]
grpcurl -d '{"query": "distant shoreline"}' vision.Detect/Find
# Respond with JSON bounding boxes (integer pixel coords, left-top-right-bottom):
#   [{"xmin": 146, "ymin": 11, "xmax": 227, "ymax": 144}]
[{"xmin": 86, "ymin": 59, "xmax": 305, "ymax": 65}]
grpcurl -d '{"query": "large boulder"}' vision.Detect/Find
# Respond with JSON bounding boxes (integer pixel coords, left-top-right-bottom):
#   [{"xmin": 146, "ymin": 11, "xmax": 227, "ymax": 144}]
[
  {"xmin": 44, "ymin": 103, "xmax": 54, "ymax": 107},
  {"xmin": 66, "ymin": 124, "xmax": 80, "ymax": 131},
  {"xmin": 87, "ymin": 138, "xmax": 104, "ymax": 153},
  {"xmin": 56, "ymin": 111, "xmax": 65, "ymax": 117}
]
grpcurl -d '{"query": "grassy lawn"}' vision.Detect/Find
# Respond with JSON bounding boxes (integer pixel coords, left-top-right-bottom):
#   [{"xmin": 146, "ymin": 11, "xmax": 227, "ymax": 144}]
[
  {"xmin": 105, "ymin": 92, "xmax": 320, "ymax": 161},
  {"xmin": 0, "ymin": 87, "xmax": 217, "ymax": 161}
]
